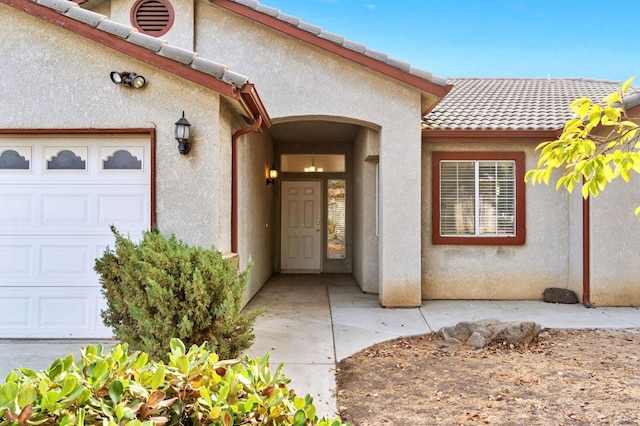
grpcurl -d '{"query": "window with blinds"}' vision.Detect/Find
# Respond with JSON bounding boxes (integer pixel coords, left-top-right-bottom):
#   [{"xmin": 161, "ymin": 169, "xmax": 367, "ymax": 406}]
[
  {"xmin": 440, "ymin": 161, "xmax": 516, "ymax": 237},
  {"xmin": 432, "ymin": 151, "xmax": 526, "ymax": 246}
]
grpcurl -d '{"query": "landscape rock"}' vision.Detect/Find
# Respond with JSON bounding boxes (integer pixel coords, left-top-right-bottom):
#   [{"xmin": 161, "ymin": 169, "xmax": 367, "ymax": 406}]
[
  {"xmin": 544, "ymin": 287, "xmax": 579, "ymax": 304},
  {"xmin": 438, "ymin": 319, "xmax": 542, "ymax": 348}
]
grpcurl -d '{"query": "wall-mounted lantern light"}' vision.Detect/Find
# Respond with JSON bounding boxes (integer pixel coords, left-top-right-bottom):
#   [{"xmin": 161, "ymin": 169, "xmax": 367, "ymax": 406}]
[
  {"xmin": 110, "ymin": 71, "xmax": 146, "ymax": 89},
  {"xmin": 175, "ymin": 111, "xmax": 191, "ymax": 155},
  {"xmin": 266, "ymin": 166, "xmax": 278, "ymax": 185}
]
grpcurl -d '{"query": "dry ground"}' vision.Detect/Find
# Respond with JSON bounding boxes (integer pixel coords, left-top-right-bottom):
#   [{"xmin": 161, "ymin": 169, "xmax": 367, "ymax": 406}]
[{"xmin": 336, "ymin": 328, "xmax": 640, "ymax": 425}]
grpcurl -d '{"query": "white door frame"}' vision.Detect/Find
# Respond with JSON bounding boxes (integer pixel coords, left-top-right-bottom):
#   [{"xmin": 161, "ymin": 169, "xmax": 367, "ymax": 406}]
[{"xmin": 280, "ymin": 180, "xmax": 322, "ymax": 272}]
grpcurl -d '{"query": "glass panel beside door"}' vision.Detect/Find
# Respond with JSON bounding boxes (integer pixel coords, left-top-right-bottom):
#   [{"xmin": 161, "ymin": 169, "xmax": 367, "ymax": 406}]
[{"xmin": 327, "ymin": 179, "xmax": 346, "ymax": 259}]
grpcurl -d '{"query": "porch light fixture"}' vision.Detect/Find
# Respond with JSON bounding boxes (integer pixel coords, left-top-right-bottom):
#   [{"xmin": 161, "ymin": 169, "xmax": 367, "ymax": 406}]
[
  {"xmin": 304, "ymin": 156, "xmax": 323, "ymax": 173},
  {"xmin": 266, "ymin": 166, "xmax": 278, "ymax": 185},
  {"xmin": 110, "ymin": 71, "xmax": 146, "ymax": 89},
  {"xmin": 175, "ymin": 111, "xmax": 191, "ymax": 154}
]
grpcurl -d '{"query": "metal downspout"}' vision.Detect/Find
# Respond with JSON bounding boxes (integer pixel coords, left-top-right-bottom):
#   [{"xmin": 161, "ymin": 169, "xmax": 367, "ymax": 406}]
[
  {"xmin": 231, "ymin": 115, "xmax": 263, "ymax": 254},
  {"xmin": 582, "ymin": 192, "xmax": 592, "ymax": 308}
]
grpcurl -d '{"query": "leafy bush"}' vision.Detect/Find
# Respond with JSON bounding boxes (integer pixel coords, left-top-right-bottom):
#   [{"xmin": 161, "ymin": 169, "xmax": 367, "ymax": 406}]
[
  {"xmin": 0, "ymin": 339, "xmax": 347, "ymax": 425},
  {"xmin": 95, "ymin": 226, "xmax": 261, "ymax": 361}
]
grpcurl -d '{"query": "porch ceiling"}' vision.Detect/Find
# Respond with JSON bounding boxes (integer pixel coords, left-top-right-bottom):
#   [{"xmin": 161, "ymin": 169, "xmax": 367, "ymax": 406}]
[{"xmin": 268, "ymin": 121, "xmax": 359, "ymax": 144}]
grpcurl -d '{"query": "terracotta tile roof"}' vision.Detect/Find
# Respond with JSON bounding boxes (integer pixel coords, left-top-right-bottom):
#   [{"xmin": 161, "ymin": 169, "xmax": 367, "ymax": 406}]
[
  {"xmin": 423, "ymin": 78, "xmax": 640, "ymax": 131},
  {"xmin": 223, "ymin": 0, "xmax": 448, "ymax": 88},
  {"xmin": 30, "ymin": 0, "xmax": 252, "ymax": 89}
]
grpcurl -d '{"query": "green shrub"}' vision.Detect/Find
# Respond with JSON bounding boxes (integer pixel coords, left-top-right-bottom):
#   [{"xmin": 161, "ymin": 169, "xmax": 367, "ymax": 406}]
[
  {"xmin": 0, "ymin": 339, "xmax": 347, "ymax": 425},
  {"xmin": 95, "ymin": 226, "xmax": 261, "ymax": 361}
]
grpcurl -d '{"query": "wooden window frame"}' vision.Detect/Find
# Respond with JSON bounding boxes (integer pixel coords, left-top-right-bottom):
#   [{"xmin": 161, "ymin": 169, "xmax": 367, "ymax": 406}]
[{"xmin": 432, "ymin": 151, "xmax": 526, "ymax": 245}]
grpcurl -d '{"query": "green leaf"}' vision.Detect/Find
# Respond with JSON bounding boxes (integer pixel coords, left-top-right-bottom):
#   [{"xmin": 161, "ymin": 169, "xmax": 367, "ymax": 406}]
[
  {"xmin": 581, "ymin": 182, "xmax": 590, "ymax": 199},
  {"xmin": 635, "ymin": 206, "xmax": 640, "ymax": 217},
  {"xmin": 111, "ymin": 345, "xmax": 124, "ymax": 363},
  {"xmin": 46, "ymin": 389, "xmax": 61, "ymax": 404},
  {"xmin": 170, "ymin": 338, "xmax": 186, "ymax": 356},
  {"xmin": 59, "ymin": 414, "xmax": 72, "ymax": 426},
  {"xmin": 61, "ymin": 375, "xmax": 79, "ymax": 397},
  {"xmin": 48, "ymin": 359, "xmax": 64, "ymax": 380},
  {"xmin": 588, "ymin": 104, "xmax": 602, "ymax": 126},
  {"xmin": 75, "ymin": 409, "xmax": 85, "ymax": 425},
  {"xmin": 109, "ymin": 380, "xmax": 124, "ymax": 404},
  {"xmin": 134, "ymin": 352, "xmax": 149, "ymax": 370},
  {"xmin": 569, "ymin": 97, "xmax": 591, "ymax": 116},
  {"xmin": 17, "ymin": 386, "xmax": 37, "ymax": 408},
  {"xmin": 76, "ymin": 388, "xmax": 92, "ymax": 405},
  {"xmin": 621, "ymin": 169, "xmax": 631, "ymax": 182},
  {"xmin": 150, "ymin": 364, "xmax": 165, "ymax": 390},
  {"xmin": 175, "ymin": 355, "xmax": 189, "ymax": 375},
  {"xmin": 62, "ymin": 354, "xmax": 74, "ymax": 371},
  {"xmin": 92, "ymin": 360, "xmax": 108, "ymax": 381},
  {"xmin": 293, "ymin": 409, "xmax": 308, "ymax": 426},
  {"xmin": 2, "ymin": 381, "xmax": 18, "ymax": 400},
  {"xmin": 622, "ymin": 76, "xmax": 635, "ymax": 93},
  {"xmin": 18, "ymin": 368, "xmax": 38, "ymax": 378},
  {"xmin": 115, "ymin": 402, "xmax": 125, "ymax": 421},
  {"xmin": 293, "ymin": 396, "xmax": 306, "ymax": 410}
]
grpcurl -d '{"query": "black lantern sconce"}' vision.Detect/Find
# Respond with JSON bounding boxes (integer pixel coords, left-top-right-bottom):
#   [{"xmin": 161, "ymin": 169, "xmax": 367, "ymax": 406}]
[
  {"xmin": 110, "ymin": 71, "xmax": 146, "ymax": 89},
  {"xmin": 266, "ymin": 166, "xmax": 278, "ymax": 185},
  {"xmin": 175, "ymin": 112, "xmax": 192, "ymax": 155}
]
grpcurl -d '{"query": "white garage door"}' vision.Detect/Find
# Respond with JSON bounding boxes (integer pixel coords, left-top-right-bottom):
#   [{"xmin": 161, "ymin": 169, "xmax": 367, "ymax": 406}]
[{"xmin": 0, "ymin": 135, "xmax": 151, "ymax": 338}]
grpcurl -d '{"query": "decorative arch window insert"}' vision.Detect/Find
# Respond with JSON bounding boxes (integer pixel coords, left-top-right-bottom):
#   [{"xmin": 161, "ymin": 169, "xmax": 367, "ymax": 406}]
[
  {"xmin": 45, "ymin": 147, "xmax": 87, "ymax": 171},
  {"xmin": 101, "ymin": 147, "xmax": 144, "ymax": 170},
  {"xmin": 432, "ymin": 152, "xmax": 525, "ymax": 245},
  {"xmin": 0, "ymin": 148, "xmax": 31, "ymax": 170}
]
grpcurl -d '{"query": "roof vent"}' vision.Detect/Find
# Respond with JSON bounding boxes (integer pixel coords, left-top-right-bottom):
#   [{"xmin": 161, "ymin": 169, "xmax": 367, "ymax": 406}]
[{"xmin": 131, "ymin": 0, "xmax": 175, "ymax": 37}]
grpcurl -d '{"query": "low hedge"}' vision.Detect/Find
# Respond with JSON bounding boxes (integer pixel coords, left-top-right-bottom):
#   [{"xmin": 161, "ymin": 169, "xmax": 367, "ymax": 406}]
[{"xmin": 0, "ymin": 339, "xmax": 346, "ymax": 426}]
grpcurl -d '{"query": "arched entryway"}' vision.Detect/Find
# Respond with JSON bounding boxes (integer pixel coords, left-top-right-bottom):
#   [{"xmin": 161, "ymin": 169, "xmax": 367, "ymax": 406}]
[{"xmin": 268, "ymin": 118, "xmax": 379, "ymax": 283}]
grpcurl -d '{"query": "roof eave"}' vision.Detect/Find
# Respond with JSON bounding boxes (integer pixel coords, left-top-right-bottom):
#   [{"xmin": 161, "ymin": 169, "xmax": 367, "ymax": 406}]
[
  {"xmin": 2, "ymin": 0, "xmax": 271, "ymax": 128},
  {"xmin": 422, "ymin": 129, "xmax": 562, "ymax": 139},
  {"xmin": 210, "ymin": 0, "xmax": 450, "ymax": 99},
  {"xmin": 625, "ymin": 93, "xmax": 640, "ymax": 112}
]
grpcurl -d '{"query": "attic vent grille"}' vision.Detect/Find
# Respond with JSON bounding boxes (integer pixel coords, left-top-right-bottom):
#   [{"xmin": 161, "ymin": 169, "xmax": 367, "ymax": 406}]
[{"xmin": 131, "ymin": 0, "xmax": 175, "ymax": 36}]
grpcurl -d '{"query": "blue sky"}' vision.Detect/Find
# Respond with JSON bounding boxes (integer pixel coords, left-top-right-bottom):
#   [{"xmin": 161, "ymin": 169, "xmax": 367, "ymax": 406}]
[{"xmin": 258, "ymin": 0, "xmax": 639, "ymax": 82}]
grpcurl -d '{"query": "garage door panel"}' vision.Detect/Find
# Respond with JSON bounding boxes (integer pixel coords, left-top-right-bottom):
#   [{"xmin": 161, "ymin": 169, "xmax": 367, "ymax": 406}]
[
  {"xmin": 41, "ymin": 194, "xmax": 90, "ymax": 225},
  {"xmin": 1, "ymin": 186, "xmax": 149, "ymax": 235},
  {"xmin": 0, "ymin": 297, "xmax": 30, "ymax": 327},
  {"xmin": 0, "ymin": 236, "xmax": 121, "ymax": 285},
  {"xmin": 39, "ymin": 296, "xmax": 88, "ymax": 328},
  {"xmin": 0, "ymin": 288, "xmax": 112, "ymax": 338},
  {"xmin": 0, "ymin": 194, "xmax": 34, "ymax": 224},
  {"xmin": 40, "ymin": 245, "xmax": 89, "ymax": 275},
  {"xmin": 0, "ymin": 245, "xmax": 32, "ymax": 275},
  {"xmin": 98, "ymin": 193, "xmax": 147, "ymax": 225}
]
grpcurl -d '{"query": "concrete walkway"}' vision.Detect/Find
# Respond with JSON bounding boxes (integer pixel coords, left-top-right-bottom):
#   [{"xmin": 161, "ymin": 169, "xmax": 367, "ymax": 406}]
[
  {"xmin": 244, "ymin": 274, "xmax": 640, "ymax": 417},
  {"xmin": 2, "ymin": 274, "xmax": 640, "ymax": 419}
]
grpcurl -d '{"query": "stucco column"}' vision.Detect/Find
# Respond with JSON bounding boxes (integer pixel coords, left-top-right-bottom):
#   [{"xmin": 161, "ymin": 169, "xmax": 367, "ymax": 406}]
[{"xmin": 378, "ymin": 122, "xmax": 422, "ymax": 307}]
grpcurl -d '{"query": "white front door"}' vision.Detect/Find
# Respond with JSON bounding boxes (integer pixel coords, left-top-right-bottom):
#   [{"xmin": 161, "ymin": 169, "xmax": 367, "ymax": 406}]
[{"xmin": 281, "ymin": 180, "xmax": 322, "ymax": 272}]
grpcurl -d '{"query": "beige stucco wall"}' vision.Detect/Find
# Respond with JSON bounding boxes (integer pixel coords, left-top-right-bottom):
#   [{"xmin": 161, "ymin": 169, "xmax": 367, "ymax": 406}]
[
  {"xmin": 590, "ymin": 176, "xmax": 640, "ymax": 305},
  {"xmin": 352, "ymin": 127, "xmax": 379, "ymax": 292},
  {"xmin": 0, "ymin": 5, "xmax": 232, "ymax": 251},
  {"xmin": 422, "ymin": 139, "xmax": 575, "ymax": 300},
  {"xmin": 195, "ymin": 2, "xmax": 427, "ymax": 305}
]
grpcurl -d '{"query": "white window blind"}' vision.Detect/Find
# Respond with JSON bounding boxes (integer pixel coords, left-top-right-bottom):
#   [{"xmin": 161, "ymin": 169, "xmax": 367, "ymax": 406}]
[{"xmin": 440, "ymin": 161, "xmax": 516, "ymax": 237}]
